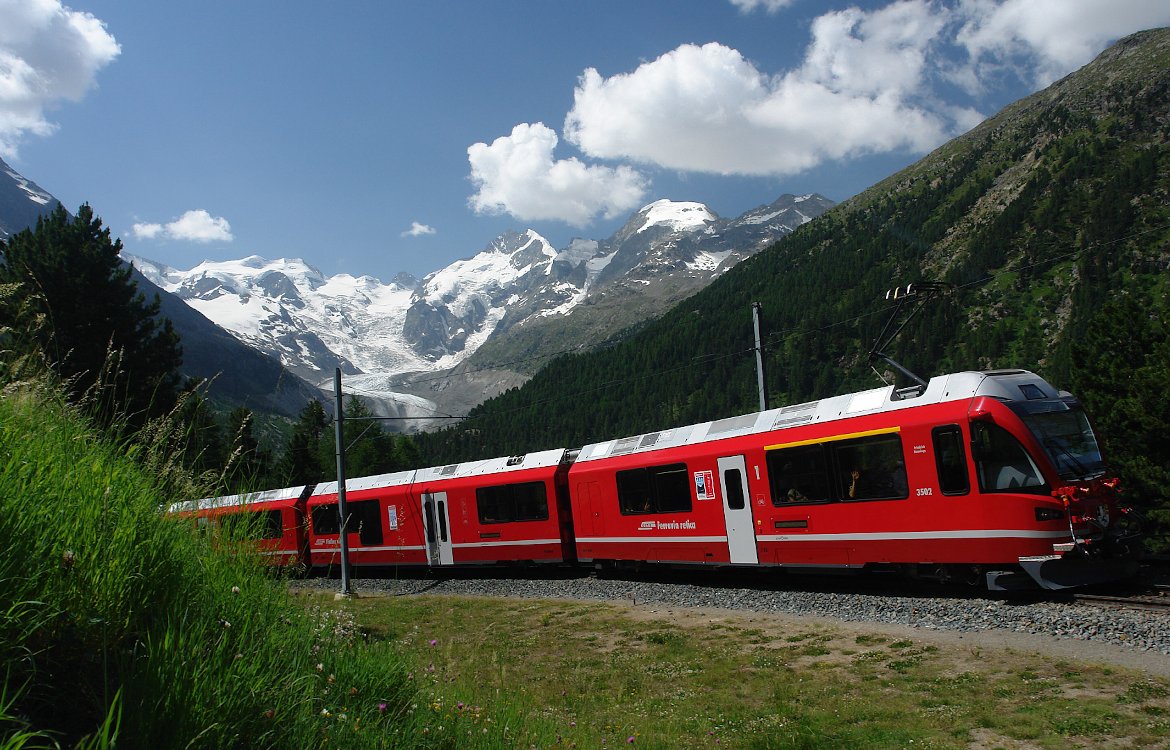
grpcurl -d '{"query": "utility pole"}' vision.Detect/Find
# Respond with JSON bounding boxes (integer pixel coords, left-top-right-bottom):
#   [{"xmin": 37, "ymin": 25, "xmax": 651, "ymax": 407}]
[
  {"xmin": 333, "ymin": 368, "xmax": 353, "ymax": 598},
  {"xmin": 752, "ymin": 302, "xmax": 768, "ymax": 412}
]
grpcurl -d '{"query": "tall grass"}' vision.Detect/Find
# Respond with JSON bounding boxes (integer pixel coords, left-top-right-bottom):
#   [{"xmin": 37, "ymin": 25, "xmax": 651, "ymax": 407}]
[{"xmin": 0, "ymin": 383, "xmax": 425, "ymax": 748}]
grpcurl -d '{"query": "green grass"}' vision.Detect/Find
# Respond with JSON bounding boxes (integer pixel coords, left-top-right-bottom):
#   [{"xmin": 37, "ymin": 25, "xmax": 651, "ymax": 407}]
[
  {"xmin": 303, "ymin": 590, "xmax": 1170, "ymax": 749},
  {"xmin": 0, "ymin": 383, "xmax": 472, "ymax": 749}
]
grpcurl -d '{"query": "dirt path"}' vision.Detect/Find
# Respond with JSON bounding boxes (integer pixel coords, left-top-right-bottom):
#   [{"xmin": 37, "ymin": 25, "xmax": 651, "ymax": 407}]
[{"xmin": 612, "ymin": 598, "xmax": 1170, "ymax": 677}]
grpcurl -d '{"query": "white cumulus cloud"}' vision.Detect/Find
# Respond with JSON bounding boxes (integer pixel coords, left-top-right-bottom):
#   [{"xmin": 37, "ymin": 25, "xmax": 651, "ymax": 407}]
[
  {"xmin": 955, "ymin": 0, "xmax": 1170, "ymax": 88},
  {"xmin": 0, "ymin": 0, "xmax": 120, "ymax": 157},
  {"xmin": 401, "ymin": 221, "xmax": 436, "ymax": 237},
  {"xmin": 467, "ymin": 122, "xmax": 648, "ymax": 227},
  {"xmin": 132, "ymin": 210, "xmax": 233, "ymax": 244},
  {"xmin": 560, "ymin": 0, "xmax": 1170, "ymax": 180}
]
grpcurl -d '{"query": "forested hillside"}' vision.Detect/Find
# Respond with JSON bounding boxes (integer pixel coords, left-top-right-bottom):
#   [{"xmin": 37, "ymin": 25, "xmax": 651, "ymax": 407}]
[{"xmin": 416, "ymin": 29, "xmax": 1170, "ymax": 539}]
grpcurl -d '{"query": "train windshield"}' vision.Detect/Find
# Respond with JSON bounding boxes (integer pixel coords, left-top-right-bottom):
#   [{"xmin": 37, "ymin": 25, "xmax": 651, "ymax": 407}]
[{"xmin": 1008, "ymin": 397, "xmax": 1105, "ymax": 481}]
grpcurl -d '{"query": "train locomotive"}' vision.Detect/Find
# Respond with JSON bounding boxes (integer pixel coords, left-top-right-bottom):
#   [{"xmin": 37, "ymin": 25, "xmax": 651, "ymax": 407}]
[{"xmin": 168, "ymin": 369, "xmax": 1140, "ymax": 590}]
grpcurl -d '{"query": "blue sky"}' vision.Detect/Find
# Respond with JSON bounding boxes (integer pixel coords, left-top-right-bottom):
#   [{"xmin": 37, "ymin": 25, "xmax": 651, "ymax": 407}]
[{"xmin": 3, "ymin": 1, "xmax": 1169, "ymax": 281}]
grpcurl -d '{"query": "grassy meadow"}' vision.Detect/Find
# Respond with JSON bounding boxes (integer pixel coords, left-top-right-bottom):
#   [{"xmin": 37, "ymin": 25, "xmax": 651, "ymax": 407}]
[
  {"xmin": 0, "ymin": 384, "xmax": 444, "ymax": 748},
  {"xmin": 297, "ymin": 589, "xmax": 1170, "ymax": 750}
]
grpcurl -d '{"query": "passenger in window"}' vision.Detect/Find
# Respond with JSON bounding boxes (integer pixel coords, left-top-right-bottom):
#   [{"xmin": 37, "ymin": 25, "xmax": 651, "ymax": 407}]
[
  {"xmin": 785, "ymin": 488, "xmax": 807, "ymax": 503},
  {"xmin": 847, "ymin": 467, "xmax": 873, "ymax": 499}
]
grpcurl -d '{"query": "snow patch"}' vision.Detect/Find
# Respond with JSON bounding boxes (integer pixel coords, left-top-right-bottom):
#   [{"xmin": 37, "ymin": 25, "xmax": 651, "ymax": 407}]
[{"xmin": 637, "ymin": 200, "xmax": 716, "ymax": 234}]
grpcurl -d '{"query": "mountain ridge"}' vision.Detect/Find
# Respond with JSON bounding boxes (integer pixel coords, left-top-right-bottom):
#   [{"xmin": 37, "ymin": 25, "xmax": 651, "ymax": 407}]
[{"xmin": 133, "ymin": 192, "xmax": 833, "ymax": 425}]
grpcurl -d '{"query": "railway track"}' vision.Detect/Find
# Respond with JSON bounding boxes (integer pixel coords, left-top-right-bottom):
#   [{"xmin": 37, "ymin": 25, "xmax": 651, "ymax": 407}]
[{"xmin": 1072, "ymin": 585, "xmax": 1170, "ymax": 614}]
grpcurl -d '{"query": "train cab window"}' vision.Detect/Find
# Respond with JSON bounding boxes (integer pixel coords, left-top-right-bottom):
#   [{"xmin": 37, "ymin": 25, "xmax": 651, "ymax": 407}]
[
  {"xmin": 971, "ymin": 422, "xmax": 1046, "ymax": 493},
  {"xmin": 477, "ymin": 481, "xmax": 550, "ymax": 524},
  {"xmin": 834, "ymin": 434, "xmax": 908, "ymax": 501},
  {"xmin": 767, "ymin": 444, "xmax": 832, "ymax": 504},
  {"xmin": 617, "ymin": 463, "xmax": 691, "ymax": 514},
  {"xmin": 932, "ymin": 425, "xmax": 970, "ymax": 495}
]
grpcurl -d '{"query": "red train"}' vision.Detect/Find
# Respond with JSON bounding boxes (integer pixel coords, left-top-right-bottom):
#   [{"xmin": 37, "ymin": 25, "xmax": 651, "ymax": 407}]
[{"xmin": 169, "ymin": 370, "xmax": 1140, "ymax": 590}]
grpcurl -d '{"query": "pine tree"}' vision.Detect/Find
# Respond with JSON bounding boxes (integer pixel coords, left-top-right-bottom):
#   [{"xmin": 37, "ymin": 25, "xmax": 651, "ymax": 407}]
[
  {"xmin": 0, "ymin": 204, "xmax": 182, "ymax": 429},
  {"xmin": 282, "ymin": 399, "xmax": 330, "ymax": 485}
]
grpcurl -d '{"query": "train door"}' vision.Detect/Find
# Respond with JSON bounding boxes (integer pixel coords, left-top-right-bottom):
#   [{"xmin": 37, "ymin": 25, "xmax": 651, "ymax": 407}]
[
  {"xmin": 421, "ymin": 491, "xmax": 454, "ymax": 566},
  {"xmin": 717, "ymin": 455, "xmax": 758, "ymax": 564}
]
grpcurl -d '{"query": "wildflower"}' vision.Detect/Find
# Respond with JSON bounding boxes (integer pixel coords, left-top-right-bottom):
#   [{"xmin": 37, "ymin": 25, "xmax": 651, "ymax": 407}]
[
  {"xmin": 378, "ymin": 702, "xmax": 387, "ymax": 714},
  {"xmin": 430, "ymin": 639, "xmax": 437, "ymax": 646},
  {"xmin": 263, "ymin": 709, "xmax": 275, "ymax": 720},
  {"xmin": 234, "ymin": 653, "xmax": 243, "ymax": 661},
  {"xmin": 338, "ymin": 713, "xmax": 347, "ymax": 721},
  {"xmin": 61, "ymin": 550, "xmax": 75, "ymax": 570},
  {"xmin": 457, "ymin": 702, "xmax": 464, "ymax": 711},
  {"xmin": 316, "ymin": 663, "xmax": 325, "ymax": 673},
  {"xmin": 231, "ymin": 585, "xmax": 240, "ymax": 594},
  {"xmin": 327, "ymin": 674, "xmax": 336, "ymax": 684},
  {"xmin": 628, "ymin": 737, "xmax": 635, "ymax": 744},
  {"xmin": 220, "ymin": 619, "xmax": 231, "ymax": 629},
  {"xmin": 349, "ymin": 686, "xmax": 358, "ymax": 697},
  {"xmin": 321, "ymin": 709, "xmax": 332, "ymax": 718}
]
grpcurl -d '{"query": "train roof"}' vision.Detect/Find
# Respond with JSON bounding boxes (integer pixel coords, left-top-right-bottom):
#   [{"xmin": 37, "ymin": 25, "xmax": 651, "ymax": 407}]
[
  {"xmin": 413, "ymin": 448, "xmax": 570, "ymax": 483},
  {"xmin": 576, "ymin": 369, "xmax": 1061, "ymax": 463},
  {"xmin": 311, "ymin": 469, "xmax": 415, "ymax": 498},
  {"xmin": 308, "ymin": 448, "xmax": 571, "ymax": 499},
  {"xmin": 167, "ymin": 484, "xmax": 311, "ymax": 514}
]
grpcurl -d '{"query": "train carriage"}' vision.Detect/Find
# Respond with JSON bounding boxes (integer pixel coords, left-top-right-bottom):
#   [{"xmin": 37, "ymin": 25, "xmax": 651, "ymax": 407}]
[
  {"xmin": 305, "ymin": 449, "xmax": 577, "ymax": 569},
  {"xmin": 307, "ymin": 470, "xmax": 418, "ymax": 568},
  {"xmin": 410, "ymin": 448, "xmax": 576, "ymax": 566},
  {"xmin": 167, "ymin": 485, "xmax": 312, "ymax": 568},
  {"xmin": 569, "ymin": 370, "xmax": 1135, "ymax": 588}
]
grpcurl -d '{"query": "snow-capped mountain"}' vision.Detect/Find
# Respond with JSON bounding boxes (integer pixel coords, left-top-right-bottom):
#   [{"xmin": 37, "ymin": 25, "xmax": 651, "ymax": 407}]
[
  {"xmin": 0, "ymin": 156, "xmax": 61, "ymax": 241},
  {"xmin": 0, "ymin": 157, "xmax": 323, "ymax": 417},
  {"xmin": 1, "ymin": 155, "xmax": 830, "ymax": 424},
  {"xmin": 131, "ymin": 193, "xmax": 833, "ymax": 425}
]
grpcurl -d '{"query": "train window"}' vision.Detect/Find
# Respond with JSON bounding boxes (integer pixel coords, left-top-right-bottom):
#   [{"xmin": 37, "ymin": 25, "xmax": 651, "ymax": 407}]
[
  {"xmin": 423, "ymin": 500, "xmax": 436, "ymax": 543},
  {"xmin": 617, "ymin": 463, "xmax": 692, "ymax": 514},
  {"xmin": 350, "ymin": 500, "xmax": 383, "ymax": 545},
  {"xmin": 261, "ymin": 509, "xmax": 283, "ymax": 539},
  {"xmin": 767, "ymin": 444, "xmax": 832, "ymax": 505},
  {"xmin": 220, "ymin": 509, "xmax": 283, "ymax": 540},
  {"xmin": 932, "ymin": 425, "xmax": 970, "ymax": 495},
  {"xmin": 310, "ymin": 500, "xmax": 382, "ymax": 544},
  {"xmin": 477, "ymin": 481, "xmax": 550, "ymax": 524},
  {"xmin": 971, "ymin": 422, "xmax": 1047, "ymax": 494},
  {"xmin": 723, "ymin": 468, "xmax": 746, "ymax": 510},
  {"xmin": 834, "ymin": 434, "xmax": 908, "ymax": 501},
  {"xmin": 311, "ymin": 504, "xmax": 340, "ymax": 535}
]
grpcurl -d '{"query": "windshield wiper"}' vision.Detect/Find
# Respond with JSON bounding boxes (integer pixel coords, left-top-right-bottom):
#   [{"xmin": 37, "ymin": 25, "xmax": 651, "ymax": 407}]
[{"xmin": 1043, "ymin": 437, "xmax": 1096, "ymax": 480}]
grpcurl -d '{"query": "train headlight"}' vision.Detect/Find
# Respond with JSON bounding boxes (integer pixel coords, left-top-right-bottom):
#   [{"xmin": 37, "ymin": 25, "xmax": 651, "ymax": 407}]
[{"xmin": 1034, "ymin": 507, "xmax": 1064, "ymax": 522}]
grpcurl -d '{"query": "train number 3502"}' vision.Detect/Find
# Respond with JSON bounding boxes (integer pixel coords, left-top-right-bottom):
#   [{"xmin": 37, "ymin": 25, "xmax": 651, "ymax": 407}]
[{"xmin": 915, "ymin": 487, "xmax": 934, "ymax": 497}]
